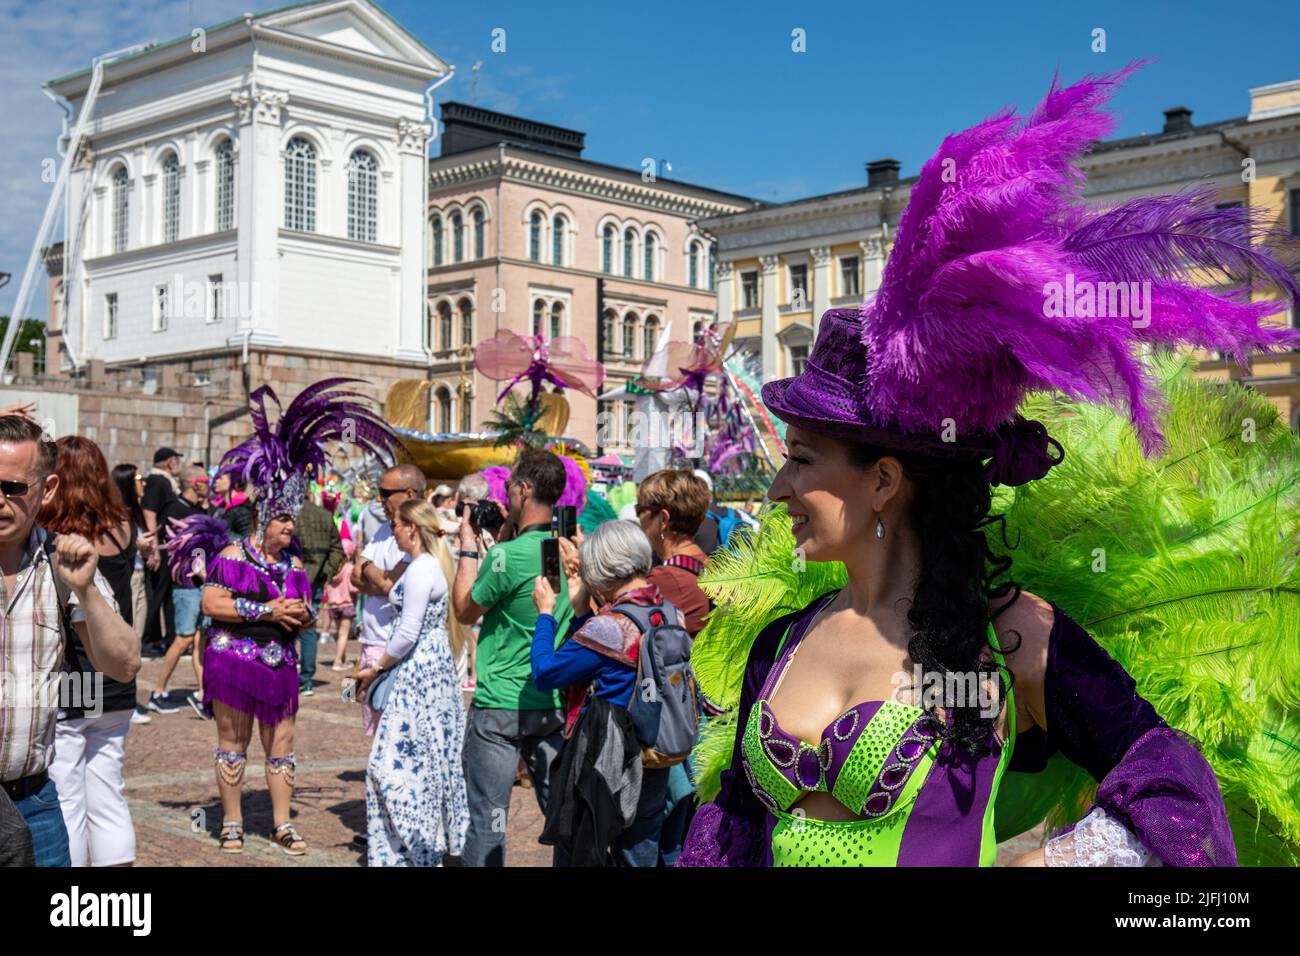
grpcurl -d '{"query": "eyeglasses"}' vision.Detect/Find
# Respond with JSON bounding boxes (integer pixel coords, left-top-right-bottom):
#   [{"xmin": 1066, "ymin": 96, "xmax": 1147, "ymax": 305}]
[
  {"xmin": 378, "ymin": 486, "xmax": 416, "ymax": 499},
  {"xmin": 0, "ymin": 478, "xmax": 37, "ymax": 499}
]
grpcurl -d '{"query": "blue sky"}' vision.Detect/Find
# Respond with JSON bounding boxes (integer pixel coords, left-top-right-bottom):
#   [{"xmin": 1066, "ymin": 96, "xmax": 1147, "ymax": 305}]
[{"xmin": 3, "ymin": 0, "xmax": 1299, "ymax": 320}]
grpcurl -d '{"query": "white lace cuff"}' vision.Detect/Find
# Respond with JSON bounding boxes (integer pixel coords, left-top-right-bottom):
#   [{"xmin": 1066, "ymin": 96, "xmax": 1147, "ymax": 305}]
[{"xmin": 1044, "ymin": 807, "xmax": 1161, "ymax": 867}]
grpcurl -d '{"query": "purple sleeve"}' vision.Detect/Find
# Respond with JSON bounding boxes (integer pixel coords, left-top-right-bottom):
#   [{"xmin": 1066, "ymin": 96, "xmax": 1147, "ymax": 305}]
[
  {"xmin": 1044, "ymin": 607, "xmax": 1236, "ymax": 866},
  {"xmin": 677, "ymin": 610, "xmax": 795, "ymax": 867}
]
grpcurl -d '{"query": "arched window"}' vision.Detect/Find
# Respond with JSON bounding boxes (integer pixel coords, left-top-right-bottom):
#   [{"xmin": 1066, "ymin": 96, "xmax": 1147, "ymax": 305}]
[
  {"xmin": 643, "ymin": 232, "xmax": 656, "ymax": 282},
  {"xmin": 436, "ymin": 387, "xmax": 452, "ymax": 433},
  {"xmin": 161, "ymin": 152, "xmax": 180, "ymax": 243},
  {"xmin": 111, "ymin": 166, "xmax": 129, "ymax": 254},
  {"xmin": 552, "ymin": 214, "xmax": 566, "ymax": 265},
  {"xmin": 451, "ymin": 212, "xmax": 464, "ymax": 262},
  {"xmin": 533, "ymin": 299, "xmax": 546, "ymax": 338},
  {"xmin": 623, "ymin": 312, "xmax": 638, "ymax": 359},
  {"xmin": 623, "ymin": 229, "xmax": 635, "ymax": 277},
  {"xmin": 602, "ymin": 308, "xmax": 617, "ymax": 354},
  {"xmin": 284, "ymin": 136, "xmax": 317, "ymax": 232},
  {"xmin": 688, "ymin": 240, "xmax": 701, "ymax": 288},
  {"xmin": 458, "ymin": 298, "xmax": 473, "ymax": 347},
  {"xmin": 215, "ymin": 139, "xmax": 235, "ymax": 232},
  {"xmin": 432, "ymin": 217, "xmax": 443, "ymax": 266},
  {"xmin": 529, "ymin": 211, "xmax": 543, "ymax": 261},
  {"xmin": 602, "ymin": 225, "xmax": 615, "ymax": 273},
  {"xmin": 438, "ymin": 301, "xmax": 453, "ymax": 351},
  {"xmin": 550, "ymin": 301, "xmax": 564, "ymax": 340},
  {"xmin": 473, "ymin": 208, "xmax": 485, "ymax": 259},
  {"xmin": 644, "ymin": 316, "xmax": 660, "ymax": 359},
  {"xmin": 347, "ymin": 149, "xmax": 378, "ymax": 242}
]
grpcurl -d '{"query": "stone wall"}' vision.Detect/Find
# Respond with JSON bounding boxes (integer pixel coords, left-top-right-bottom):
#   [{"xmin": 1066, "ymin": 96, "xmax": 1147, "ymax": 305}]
[{"xmin": 19, "ymin": 345, "xmax": 429, "ymax": 470}]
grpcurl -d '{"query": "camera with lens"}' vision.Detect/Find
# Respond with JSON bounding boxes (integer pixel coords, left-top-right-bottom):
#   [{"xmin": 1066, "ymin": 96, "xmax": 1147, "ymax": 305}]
[{"xmin": 462, "ymin": 498, "xmax": 505, "ymax": 536}]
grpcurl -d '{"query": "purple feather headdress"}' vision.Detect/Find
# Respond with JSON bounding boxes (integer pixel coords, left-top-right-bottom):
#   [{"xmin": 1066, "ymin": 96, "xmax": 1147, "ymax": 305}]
[
  {"xmin": 865, "ymin": 64, "xmax": 1300, "ymax": 455},
  {"xmin": 218, "ymin": 378, "xmax": 405, "ymax": 528},
  {"xmin": 162, "ymin": 513, "xmax": 233, "ymax": 586}
]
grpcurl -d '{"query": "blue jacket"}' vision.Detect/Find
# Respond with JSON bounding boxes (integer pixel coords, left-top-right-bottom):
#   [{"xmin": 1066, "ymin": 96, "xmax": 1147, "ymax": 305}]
[{"xmin": 531, "ymin": 611, "xmax": 637, "ymax": 708}]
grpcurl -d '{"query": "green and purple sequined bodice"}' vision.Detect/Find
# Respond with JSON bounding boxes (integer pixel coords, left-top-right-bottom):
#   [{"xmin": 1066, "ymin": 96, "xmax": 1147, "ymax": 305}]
[{"xmin": 739, "ymin": 604, "xmax": 1014, "ymax": 866}]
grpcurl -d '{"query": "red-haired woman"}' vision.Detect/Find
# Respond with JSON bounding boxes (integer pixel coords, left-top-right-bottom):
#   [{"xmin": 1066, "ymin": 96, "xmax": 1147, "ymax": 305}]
[{"xmin": 36, "ymin": 435, "xmax": 139, "ymax": 866}]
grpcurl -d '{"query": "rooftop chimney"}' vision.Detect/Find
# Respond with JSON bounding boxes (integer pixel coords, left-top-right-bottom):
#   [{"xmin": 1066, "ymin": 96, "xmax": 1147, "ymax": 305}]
[
  {"xmin": 866, "ymin": 158, "xmax": 900, "ymax": 188},
  {"xmin": 1162, "ymin": 106, "xmax": 1193, "ymax": 134}
]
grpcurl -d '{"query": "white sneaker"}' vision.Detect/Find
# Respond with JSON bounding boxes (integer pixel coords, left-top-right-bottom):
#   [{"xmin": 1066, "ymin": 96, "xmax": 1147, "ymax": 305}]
[{"xmin": 131, "ymin": 706, "xmax": 153, "ymax": 725}]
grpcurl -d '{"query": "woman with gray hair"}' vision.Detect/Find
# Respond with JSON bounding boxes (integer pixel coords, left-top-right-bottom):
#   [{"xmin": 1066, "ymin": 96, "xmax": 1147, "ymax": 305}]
[{"xmin": 530, "ymin": 519, "xmax": 687, "ymax": 866}]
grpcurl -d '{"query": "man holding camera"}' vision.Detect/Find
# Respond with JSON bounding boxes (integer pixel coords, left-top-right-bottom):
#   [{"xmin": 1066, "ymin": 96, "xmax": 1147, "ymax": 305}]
[{"xmin": 452, "ymin": 448, "xmax": 573, "ymax": 867}]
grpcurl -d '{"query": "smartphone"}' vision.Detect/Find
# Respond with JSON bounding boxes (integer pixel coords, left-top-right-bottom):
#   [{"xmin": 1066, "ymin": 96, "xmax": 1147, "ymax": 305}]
[
  {"xmin": 540, "ymin": 537, "xmax": 562, "ymax": 592},
  {"xmin": 554, "ymin": 504, "xmax": 577, "ymax": 540},
  {"xmin": 340, "ymin": 677, "xmax": 358, "ymax": 703}
]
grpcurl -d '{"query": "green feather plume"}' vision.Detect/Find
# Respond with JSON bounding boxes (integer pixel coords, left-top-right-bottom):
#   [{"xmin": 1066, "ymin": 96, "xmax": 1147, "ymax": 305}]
[
  {"xmin": 992, "ymin": 353, "xmax": 1300, "ymax": 865},
  {"xmin": 688, "ymin": 504, "xmax": 846, "ymax": 800}
]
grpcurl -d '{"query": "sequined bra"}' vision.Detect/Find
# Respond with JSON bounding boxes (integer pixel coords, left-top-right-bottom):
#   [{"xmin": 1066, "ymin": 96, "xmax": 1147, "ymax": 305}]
[{"xmin": 740, "ymin": 595, "xmax": 1012, "ymax": 824}]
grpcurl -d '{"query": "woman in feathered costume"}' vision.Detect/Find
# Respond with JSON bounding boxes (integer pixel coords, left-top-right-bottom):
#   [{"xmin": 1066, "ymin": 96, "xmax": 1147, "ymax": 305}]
[
  {"xmin": 165, "ymin": 379, "xmax": 401, "ymax": 855},
  {"xmin": 679, "ymin": 66, "xmax": 1300, "ymax": 867}
]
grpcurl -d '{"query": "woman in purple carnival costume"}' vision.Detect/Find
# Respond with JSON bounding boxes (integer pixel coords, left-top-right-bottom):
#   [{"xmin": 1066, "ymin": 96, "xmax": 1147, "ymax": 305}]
[
  {"xmin": 167, "ymin": 379, "xmax": 402, "ymax": 855},
  {"xmin": 678, "ymin": 66, "xmax": 1300, "ymax": 867}
]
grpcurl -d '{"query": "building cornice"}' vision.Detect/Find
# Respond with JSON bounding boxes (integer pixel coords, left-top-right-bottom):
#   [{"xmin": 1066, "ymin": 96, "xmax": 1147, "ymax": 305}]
[
  {"xmin": 84, "ymin": 229, "xmax": 237, "ymax": 270},
  {"xmin": 429, "ymin": 147, "xmax": 753, "ymax": 219},
  {"xmin": 425, "ymin": 256, "xmax": 720, "ymax": 301}
]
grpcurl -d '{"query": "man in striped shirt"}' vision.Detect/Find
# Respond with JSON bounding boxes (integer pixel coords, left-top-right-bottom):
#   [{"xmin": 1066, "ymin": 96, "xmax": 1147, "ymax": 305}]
[{"xmin": 0, "ymin": 416, "xmax": 140, "ymax": 865}]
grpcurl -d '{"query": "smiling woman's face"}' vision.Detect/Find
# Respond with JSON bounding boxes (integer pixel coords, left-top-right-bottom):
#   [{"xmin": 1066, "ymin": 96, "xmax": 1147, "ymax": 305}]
[{"xmin": 767, "ymin": 426, "xmax": 891, "ymax": 563}]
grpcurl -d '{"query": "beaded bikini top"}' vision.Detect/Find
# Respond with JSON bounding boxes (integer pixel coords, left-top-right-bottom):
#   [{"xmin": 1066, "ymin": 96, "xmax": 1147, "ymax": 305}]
[{"xmin": 741, "ymin": 594, "xmax": 1012, "ymax": 822}]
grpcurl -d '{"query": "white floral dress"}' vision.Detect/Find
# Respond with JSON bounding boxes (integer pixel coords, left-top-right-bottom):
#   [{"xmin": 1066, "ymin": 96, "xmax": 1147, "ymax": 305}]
[{"xmin": 365, "ymin": 563, "xmax": 469, "ymax": 866}]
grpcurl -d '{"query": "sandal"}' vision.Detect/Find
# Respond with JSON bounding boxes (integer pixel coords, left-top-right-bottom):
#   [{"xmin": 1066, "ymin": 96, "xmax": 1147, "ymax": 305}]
[
  {"xmin": 272, "ymin": 821, "xmax": 307, "ymax": 856},
  {"xmin": 219, "ymin": 821, "xmax": 244, "ymax": 854}
]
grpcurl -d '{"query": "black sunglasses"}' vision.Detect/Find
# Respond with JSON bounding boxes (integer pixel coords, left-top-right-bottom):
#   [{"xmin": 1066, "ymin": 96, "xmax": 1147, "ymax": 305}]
[
  {"xmin": 378, "ymin": 486, "xmax": 417, "ymax": 499},
  {"xmin": 0, "ymin": 478, "xmax": 37, "ymax": 498}
]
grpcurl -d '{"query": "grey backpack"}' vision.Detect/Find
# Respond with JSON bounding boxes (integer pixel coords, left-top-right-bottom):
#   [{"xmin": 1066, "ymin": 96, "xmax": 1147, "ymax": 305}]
[{"xmin": 613, "ymin": 600, "xmax": 699, "ymax": 768}]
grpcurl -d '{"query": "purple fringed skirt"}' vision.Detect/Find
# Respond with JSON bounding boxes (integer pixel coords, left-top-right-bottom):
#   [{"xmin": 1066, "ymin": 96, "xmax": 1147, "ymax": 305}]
[{"xmin": 202, "ymin": 629, "xmax": 299, "ymax": 726}]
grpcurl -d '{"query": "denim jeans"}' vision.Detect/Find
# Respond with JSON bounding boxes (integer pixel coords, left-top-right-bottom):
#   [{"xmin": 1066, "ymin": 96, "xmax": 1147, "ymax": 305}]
[
  {"xmin": 298, "ymin": 585, "xmax": 324, "ymax": 691},
  {"xmin": 461, "ymin": 705, "xmax": 564, "ymax": 867},
  {"xmin": 658, "ymin": 761, "xmax": 695, "ymax": 866},
  {"xmin": 612, "ymin": 765, "xmax": 670, "ymax": 867},
  {"xmin": 14, "ymin": 777, "xmax": 71, "ymax": 867}
]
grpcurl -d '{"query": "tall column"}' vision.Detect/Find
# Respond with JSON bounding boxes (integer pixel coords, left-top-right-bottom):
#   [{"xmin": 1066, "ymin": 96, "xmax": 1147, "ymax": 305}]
[
  {"xmin": 230, "ymin": 86, "xmax": 288, "ymax": 344},
  {"xmin": 394, "ymin": 118, "xmax": 432, "ymax": 362},
  {"xmin": 760, "ymin": 255, "xmax": 780, "ymax": 380},
  {"xmin": 715, "ymin": 260, "xmax": 734, "ymax": 329},
  {"xmin": 811, "ymin": 246, "xmax": 831, "ymax": 334},
  {"xmin": 861, "ymin": 236, "xmax": 886, "ymax": 295}
]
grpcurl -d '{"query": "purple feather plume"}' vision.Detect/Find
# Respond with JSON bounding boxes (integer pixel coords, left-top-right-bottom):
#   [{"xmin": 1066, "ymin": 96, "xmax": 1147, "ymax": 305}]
[
  {"xmin": 218, "ymin": 378, "xmax": 405, "ymax": 521},
  {"xmin": 162, "ymin": 514, "xmax": 233, "ymax": 586},
  {"xmin": 864, "ymin": 64, "xmax": 1300, "ymax": 453}
]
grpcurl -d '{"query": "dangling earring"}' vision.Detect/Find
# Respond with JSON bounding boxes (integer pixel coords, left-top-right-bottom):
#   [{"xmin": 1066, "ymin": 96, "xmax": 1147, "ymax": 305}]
[{"xmin": 875, "ymin": 516, "xmax": 886, "ymax": 539}]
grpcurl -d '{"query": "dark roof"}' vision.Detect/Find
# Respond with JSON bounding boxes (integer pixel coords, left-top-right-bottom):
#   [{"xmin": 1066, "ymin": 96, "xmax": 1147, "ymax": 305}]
[{"xmin": 1086, "ymin": 116, "xmax": 1248, "ymax": 155}]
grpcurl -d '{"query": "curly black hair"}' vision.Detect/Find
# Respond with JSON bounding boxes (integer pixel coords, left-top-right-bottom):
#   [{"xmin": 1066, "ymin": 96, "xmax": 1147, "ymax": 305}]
[{"xmin": 846, "ymin": 442, "xmax": 1021, "ymax": 756}]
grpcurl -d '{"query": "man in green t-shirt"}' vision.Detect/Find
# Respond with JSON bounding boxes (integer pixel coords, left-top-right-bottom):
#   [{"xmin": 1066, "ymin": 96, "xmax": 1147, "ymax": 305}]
[{"xmin": 452, "ymin": 447, "xmax": 573, "ymax": 866}]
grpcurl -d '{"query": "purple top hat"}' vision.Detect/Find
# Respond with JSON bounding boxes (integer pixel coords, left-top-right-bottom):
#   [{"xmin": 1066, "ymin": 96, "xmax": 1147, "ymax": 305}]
[{"xmin": 762, "ymin": 307, "xmax": 1063, "ymax": 487}]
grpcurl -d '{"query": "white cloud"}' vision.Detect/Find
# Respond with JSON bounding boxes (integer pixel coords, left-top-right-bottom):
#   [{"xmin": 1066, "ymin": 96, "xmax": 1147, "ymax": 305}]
[{"xmin": 0, "ymin": 0, "xmax": 250, "ymax": 321}]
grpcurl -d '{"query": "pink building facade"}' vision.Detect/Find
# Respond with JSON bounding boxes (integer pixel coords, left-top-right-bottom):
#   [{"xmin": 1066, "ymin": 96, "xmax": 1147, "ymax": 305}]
[{"xmin": 423, "ymin": 103, "xmax": 756, "ymax": 453}]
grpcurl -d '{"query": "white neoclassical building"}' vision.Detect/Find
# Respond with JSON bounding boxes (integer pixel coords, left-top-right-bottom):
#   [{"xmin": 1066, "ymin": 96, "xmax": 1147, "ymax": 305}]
[{"xmin": 45, "ymin": 0, "xmax": 446, "ymax": 422}]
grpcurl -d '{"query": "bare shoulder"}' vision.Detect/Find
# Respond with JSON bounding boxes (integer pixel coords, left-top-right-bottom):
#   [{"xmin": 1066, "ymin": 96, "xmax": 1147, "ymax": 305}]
[{"xmin": 990, "ymin": 590, "xmax": 1054, "ymax": 672}]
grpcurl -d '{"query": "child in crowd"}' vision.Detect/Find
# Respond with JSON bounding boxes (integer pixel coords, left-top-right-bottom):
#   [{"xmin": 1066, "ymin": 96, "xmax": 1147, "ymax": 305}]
[{"xmin": 325, "ymin": 537, "xmax": 359, "ymax": 669}]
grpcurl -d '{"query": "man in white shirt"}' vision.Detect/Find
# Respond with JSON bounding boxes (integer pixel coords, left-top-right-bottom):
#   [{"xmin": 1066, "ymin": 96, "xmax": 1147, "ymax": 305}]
[{"xmin": 350, "ymin": 464, "xmax": 423, "ymax": 736}]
